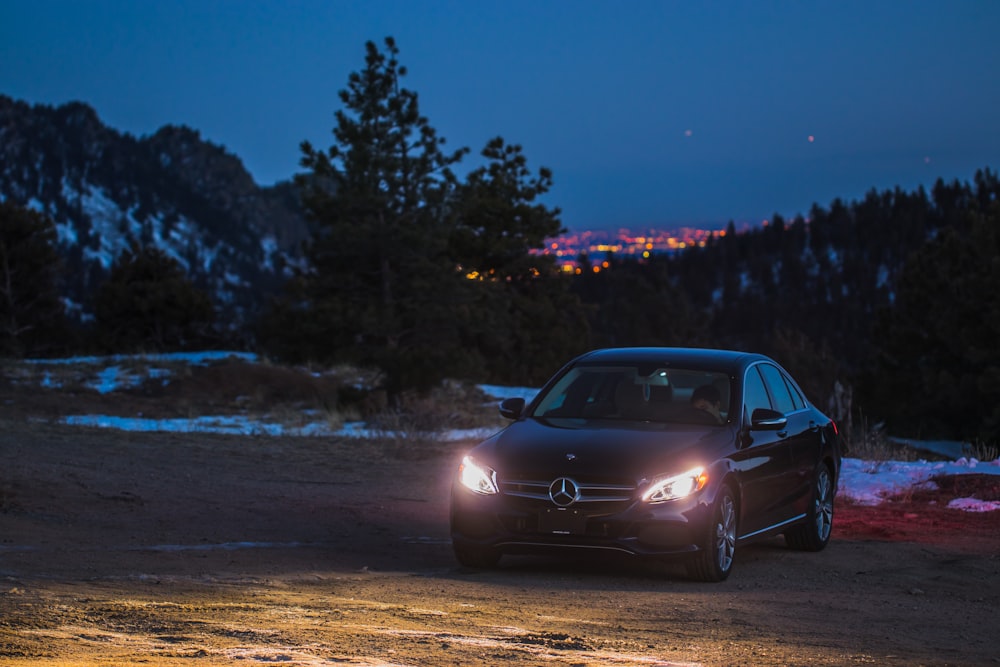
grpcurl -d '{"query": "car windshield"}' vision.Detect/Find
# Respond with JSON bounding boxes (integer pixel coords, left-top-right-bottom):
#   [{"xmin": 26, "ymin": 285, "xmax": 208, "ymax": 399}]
[{"xmin": 530, "ymin": 364, "xmax": 731, "ymax": 426}]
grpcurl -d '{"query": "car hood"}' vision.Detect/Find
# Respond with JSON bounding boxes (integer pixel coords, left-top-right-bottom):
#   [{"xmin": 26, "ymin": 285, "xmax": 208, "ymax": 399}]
[{"xmin": 475, "ymin": 417, "xmax": 732, "ymax": 480}]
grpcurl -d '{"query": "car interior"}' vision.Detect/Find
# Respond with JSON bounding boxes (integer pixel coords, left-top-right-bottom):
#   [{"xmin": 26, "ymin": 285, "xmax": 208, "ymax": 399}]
[{"xmin": 535, "ymin": 366, "xmax": 731, "ymax": 425}]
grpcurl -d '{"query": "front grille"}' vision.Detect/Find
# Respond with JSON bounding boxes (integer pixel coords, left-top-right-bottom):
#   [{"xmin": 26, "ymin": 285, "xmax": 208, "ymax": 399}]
[
  {"xmin": 499, "ymin": 477, "xmax": 636, "ymax": 504},
  {"xmin": 496, "ymin": 475, "xmax": 637, "ymax": 538}
]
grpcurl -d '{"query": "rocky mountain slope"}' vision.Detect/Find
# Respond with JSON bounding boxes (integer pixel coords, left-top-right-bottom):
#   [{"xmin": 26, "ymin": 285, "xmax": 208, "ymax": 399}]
[{"xmin": 0, "ymin": 95, "xmax": 311, "ymax": 324}]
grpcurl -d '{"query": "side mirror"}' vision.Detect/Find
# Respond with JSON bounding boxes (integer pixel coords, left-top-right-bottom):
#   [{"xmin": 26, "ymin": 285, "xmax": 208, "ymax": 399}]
[
  {"xmin": 750, "ymin": 408, "xmax": 787, "ymax": 431},
  {"xmin": 499, "ymin": 397, "xmax": 525, "ymax": 420}
]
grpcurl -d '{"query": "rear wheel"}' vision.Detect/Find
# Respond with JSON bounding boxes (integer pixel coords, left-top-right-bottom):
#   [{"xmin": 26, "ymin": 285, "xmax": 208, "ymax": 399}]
[
  {"xmin": 453, "ymin": 543, "xmax": 500, "ymax": 568},
  {"xmin": 686, "ymin": 485, "xmax": 737, "ymax": 582},
  {"xmin": 785, "ymin": 464, "xmax": 834, "ymax": 551}
]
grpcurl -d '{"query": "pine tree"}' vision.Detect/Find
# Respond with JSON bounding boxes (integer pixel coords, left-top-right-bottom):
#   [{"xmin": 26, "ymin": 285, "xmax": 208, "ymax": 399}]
[
  {"xmin": 869, "ymin": 203, "xmax": 1000, "ymax": 443},
  {"xmin": 573, "ymin": 255, "xmax": 698, "ymax": 351},
  {"xmin": 293, "ymin": 37, "xmax": 470, "ymax": 395},
  {"xmin": 450, "ymin": 137, "xmax": 590, "ymax": 383},
  {"xmin": 0, "ymin": 201, "xmax": 65, "ymax": 357},
  {"xmin": 450, "ymin": 138, "xmax": 562, "ymax": 278},
  {"xmin": 94, "ymin": 243, "xmax": 213, "ymax": 352}
]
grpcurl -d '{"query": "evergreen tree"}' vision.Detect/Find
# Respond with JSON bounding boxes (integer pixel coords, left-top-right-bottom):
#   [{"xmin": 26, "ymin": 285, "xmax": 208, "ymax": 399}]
[
  {"xmin": 94, "ymin": 243, "xmax": 213, "ymax": 352},
  {"xmin": 450, "ymin": 137, "xmax": 590, "ymax": 384},
  {"xmin": 292, "ymin": 37, "xmax": 470, "ymax": 395},
  {"xmin": 868, "ymin": 204, "xmax": 1000, "ymax": 443},
  {"xmin": 0, "ymin": 201, "xmax": 65, "ymax": 356},
  {"xmin": 451, "ymin": 138, "xmax": 562, "ymax": 276},
  {"xmin": 572, "ymin": 254, "xmax": 701, "ymax": 350}
]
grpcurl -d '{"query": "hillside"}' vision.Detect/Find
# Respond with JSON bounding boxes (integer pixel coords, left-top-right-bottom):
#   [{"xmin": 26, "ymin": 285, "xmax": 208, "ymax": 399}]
[{"xmin": 0, "ymin": 95, "xmax": 311, "ymax": 325}]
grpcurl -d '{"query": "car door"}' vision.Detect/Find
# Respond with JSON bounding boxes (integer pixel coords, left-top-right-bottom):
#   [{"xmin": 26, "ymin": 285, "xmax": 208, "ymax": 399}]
[
  {"xmin": 757, "ymin": 363, "xmax": 820, "ymax": 521},
  {"xmin": 731, "ymin": 364, "xmax": 797, "ymax": 538}
]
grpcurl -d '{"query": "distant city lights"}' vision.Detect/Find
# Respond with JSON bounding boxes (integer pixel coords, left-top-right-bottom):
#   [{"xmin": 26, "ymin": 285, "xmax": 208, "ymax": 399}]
[{"xmin": 536, "ymin": 223, "xmax": 759, "ymax": 270}]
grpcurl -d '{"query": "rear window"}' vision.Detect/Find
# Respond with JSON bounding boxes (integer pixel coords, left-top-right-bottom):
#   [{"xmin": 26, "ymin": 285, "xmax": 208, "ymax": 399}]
[{"xmin": 758, "ymin": 363, "xmax": 798, "ymax": 413}]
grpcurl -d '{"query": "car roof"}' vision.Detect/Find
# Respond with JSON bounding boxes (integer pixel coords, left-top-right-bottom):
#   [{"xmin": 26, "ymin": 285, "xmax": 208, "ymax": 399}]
[{"xmin": 572, "ymin": 347, "xmax": 773, "ymax": 374}]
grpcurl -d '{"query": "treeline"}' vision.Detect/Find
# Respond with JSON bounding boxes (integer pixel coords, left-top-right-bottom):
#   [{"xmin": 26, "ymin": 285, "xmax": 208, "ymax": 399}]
[
  {"xmin": 573, "ymin": 171, "xmax": 1000, "ymax": 444},
  {"xmin": 2, "ymin": 37, "xmax": 998, "ymax": 445},
  {"xmin": 0, "ymin": 202, "xmax": 217, "ymax": 356}
]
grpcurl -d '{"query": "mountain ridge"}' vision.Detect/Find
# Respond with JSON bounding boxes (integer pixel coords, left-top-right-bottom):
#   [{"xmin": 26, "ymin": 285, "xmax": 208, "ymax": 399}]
[{"xmin": 0, "ymin": 94, "xmax": 310, "ymax": 325}]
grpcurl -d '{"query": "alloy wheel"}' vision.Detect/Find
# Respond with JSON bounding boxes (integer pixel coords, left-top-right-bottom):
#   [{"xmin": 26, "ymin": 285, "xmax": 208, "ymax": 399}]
[
  {"xmin": 815, "ymin": 467, "xmax": 834, "ymax": 542},
  {"xmin": 715, "ymin": 493, "xmax": 736, "ymax": 572}
]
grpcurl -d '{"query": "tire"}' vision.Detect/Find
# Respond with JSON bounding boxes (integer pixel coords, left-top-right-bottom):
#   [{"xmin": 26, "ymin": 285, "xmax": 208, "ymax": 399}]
[
  {"xmin": 453, "ymin": 543, "xmax": 501, "ymax": 569},
  {"xmin": 785, "ymin": 463, "xmax": 834, "ymax": 552},
  {"xmin": 686, "ymin": 485, "xmax": 737, "ymax": 582}
]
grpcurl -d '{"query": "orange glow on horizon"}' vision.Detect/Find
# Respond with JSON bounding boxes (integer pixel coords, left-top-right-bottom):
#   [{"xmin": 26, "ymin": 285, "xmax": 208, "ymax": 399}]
[{"xmin": 532, "ymin": 223, "xmax": 757, "ymax": 269}]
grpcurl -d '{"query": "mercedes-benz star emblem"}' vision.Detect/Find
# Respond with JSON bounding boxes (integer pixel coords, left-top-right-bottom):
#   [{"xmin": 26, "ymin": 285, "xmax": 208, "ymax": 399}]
[{"xmin": 548, "ymin": 477, "xmax": 581, "ymax": 507}]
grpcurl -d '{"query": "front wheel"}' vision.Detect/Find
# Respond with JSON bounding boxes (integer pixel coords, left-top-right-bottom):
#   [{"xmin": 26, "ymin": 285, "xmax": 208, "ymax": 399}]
[
  {"xmin": 785, "ymin": 464, "xmax": 835, "ymax": 551},
  {"xmin": 686, "ymin": 485, "xmax": 737, "ymax": 582}
]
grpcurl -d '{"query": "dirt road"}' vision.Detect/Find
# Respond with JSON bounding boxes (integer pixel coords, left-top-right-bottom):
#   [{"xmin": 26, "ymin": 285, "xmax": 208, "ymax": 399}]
[{"xmin": 2, "ymin": 420, "xmax": 998, "ymax": 666}]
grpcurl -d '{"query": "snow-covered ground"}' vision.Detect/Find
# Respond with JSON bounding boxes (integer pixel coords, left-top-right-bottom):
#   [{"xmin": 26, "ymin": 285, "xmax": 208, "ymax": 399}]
[{"xmin": 23, "ymin": 352, "xmax": 1000, "ymax": 513}]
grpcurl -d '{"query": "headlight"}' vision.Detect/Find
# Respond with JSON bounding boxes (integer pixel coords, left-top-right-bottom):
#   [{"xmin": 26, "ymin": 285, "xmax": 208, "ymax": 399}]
[
  {"xmin": 642, "ymin": 466, "xmax": 708, "ymax": 503},
  {"xmin": 459, "ymin": 456, "xmax": 498, "ymax": 495}
]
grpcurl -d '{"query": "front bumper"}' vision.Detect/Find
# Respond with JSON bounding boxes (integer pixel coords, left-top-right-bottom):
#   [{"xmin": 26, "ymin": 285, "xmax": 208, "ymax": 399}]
[{"xmin": 450, "ymin": 482, "xmax": 713, "ymax": 559}]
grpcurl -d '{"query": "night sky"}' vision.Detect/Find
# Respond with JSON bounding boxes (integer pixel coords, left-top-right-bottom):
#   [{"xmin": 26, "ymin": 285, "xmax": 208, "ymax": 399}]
[{"xmin": 3, "ymin": 0, "xmax": 999, "ymax": 230}]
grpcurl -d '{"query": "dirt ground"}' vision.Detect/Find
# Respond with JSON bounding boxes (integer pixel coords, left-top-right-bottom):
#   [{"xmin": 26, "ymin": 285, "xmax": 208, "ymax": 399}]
[{"xmin": 2, "ymin": 399, "xmax": 1000, "ymax": 665}]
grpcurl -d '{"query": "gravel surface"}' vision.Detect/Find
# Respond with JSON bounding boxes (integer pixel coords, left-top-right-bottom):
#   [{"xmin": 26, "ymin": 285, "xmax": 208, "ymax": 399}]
[{"xmin": 1, "ymin": 420, "xmax": 999, "ymax": 666}]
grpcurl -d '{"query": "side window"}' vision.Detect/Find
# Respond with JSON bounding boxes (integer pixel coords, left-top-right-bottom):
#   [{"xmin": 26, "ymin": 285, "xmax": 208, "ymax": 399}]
[
  {"xmin": 743, "ymin": 367, "xmax": 772, "ymax": 416},
  {"xmin": 782, "ymin": 373, "xmax": 805, "ymax": 410},
  {"xmin": 759, "ymin": 364, "xmax": 796, "ymax": 414}
]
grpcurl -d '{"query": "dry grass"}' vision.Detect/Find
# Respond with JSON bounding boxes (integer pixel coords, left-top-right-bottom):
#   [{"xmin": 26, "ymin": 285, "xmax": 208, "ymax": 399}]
[
  {"xmin": 843, "ymin": 419, "xmax": 998, "ymax": 468},
  {"xmin": 365, "ymin": 380, "xmax": 506, "ymax": 454},
  {"xmin": 0, "ymin": 354, "xmax": 507, "ymax": 448},
  {"xmin": 968, "ymin": 440, "xmax": 999, "ymax": 463},
  {"xmin": 843, "ymin": 416, "xmax": 926, "ymax": 464}
]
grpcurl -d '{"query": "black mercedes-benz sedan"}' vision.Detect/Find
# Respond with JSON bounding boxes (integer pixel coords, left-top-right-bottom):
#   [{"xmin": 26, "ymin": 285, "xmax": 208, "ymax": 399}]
[{"xmin": 450, "ymin": 347, "xmax": 842, "ymax": 581}]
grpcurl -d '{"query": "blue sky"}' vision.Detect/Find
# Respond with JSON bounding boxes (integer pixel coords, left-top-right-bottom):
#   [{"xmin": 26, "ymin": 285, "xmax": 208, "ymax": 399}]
[{"xmin": 2, "ymin": 1, "xmax": 999, "ymax": 230}]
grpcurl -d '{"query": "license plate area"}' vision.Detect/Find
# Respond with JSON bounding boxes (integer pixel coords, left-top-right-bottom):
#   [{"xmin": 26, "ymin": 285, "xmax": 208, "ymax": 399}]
[{"xmin": 538, "ymin": 508, "xmax": 587, "ymax": 535}]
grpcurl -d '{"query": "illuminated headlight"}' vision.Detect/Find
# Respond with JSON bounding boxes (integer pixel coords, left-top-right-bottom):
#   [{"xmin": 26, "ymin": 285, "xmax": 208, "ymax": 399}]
[
  {"xmin": 459, "ymin": 456, "xmax": 498, "ymax": 495},
  {"xmin": 642, "ymin": 467, "xmax": 708, "ymax": 503}
]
